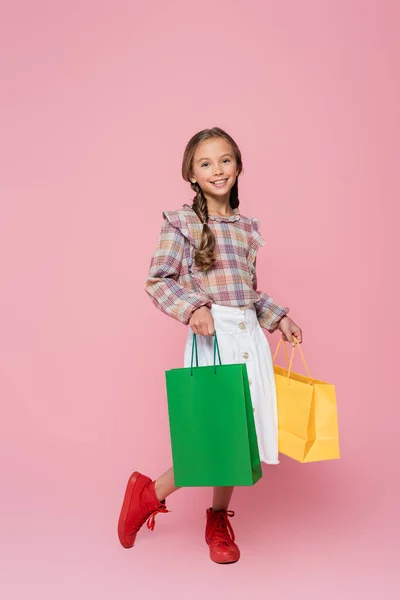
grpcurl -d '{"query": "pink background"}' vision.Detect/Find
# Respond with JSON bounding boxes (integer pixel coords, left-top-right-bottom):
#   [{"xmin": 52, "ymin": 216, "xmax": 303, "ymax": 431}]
[{"xmin": 1, "ymin": 1, "xmax": 399, "ymax": 598}]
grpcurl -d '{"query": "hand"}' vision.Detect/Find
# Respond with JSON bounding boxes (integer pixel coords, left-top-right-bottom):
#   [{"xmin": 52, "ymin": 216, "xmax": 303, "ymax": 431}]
[
  {"xmin": 277, "ymin": 316, "xmax": 302, "ymax": 346},
  {"xmin": 189, "ymin": 306, "xmax": 215, "ymax": 336}
]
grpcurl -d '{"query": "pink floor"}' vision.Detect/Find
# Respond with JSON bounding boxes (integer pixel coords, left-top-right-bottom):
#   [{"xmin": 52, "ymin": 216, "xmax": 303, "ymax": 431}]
[{"xmin": 2, "ymin": 451, "xmax": 398, "ymax": 599}]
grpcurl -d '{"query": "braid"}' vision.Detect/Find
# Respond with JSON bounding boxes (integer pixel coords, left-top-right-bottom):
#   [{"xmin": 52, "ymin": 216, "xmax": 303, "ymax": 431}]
[
  {"xmin": 191, "ymin": 183, "xmax": 216, "ymax": 272},
  {"xmin": 191, "ymin": 183, "xmax": 208, "ymax": 223},
  {"xmin": 229, "ymin": 179, "xmax": 240, "ymax": 210}
]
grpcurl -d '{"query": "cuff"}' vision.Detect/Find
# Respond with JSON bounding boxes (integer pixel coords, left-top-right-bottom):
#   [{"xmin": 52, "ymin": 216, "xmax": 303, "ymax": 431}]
[
  {"xmin": 182, "ymin": 299, "xmax": 213, "ymax": 325},
  {"xmin": 259, "ymin": 307, "xmax": 290, "ymax": 333}
]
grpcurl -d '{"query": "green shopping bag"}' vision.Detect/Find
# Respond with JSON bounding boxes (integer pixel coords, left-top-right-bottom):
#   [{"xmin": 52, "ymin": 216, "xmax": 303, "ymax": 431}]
[{"xmin": 165, "ymin": 333, "xmax": 262, "ymax": 487}]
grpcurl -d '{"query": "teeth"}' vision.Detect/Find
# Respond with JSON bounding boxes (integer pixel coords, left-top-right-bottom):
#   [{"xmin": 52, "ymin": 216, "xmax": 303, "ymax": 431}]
[{"xmin": 212, "ymin": 179, "xmax": 227, "ymax": 185}]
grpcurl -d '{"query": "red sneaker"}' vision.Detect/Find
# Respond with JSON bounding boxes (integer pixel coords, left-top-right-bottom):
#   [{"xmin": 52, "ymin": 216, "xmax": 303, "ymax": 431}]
[
  {"xmin": 205, "ymin": 508, "xmax": 240, "ymax": 564},
  {"xmin": 118, "ymin": 471, "xmax": 169, "ymax": 548}
]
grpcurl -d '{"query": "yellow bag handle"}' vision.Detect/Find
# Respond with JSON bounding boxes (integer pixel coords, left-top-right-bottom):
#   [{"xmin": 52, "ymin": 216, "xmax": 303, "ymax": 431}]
[
  {"xmin": 273, "ymin": 337, "xmax": 312, "ymax": 382},
  {"xmin": 272, "ymin": 337, "xmax": 291, "ymax": 366}
]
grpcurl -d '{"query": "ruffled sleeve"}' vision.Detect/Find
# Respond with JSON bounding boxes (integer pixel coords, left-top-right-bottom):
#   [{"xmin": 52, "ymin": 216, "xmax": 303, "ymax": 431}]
[
  {"xmin": 250, "ymin": 217, "xmax": 290, "ymax": 332},
  {"xmin": 249, "ymin": 217, "xmax": 266, "ymax": 250},
  {"xmin": 162, "ymin": 210, "xmax": 194, "ymax": 246},
  {"xmin": 144, "ymin": 211, "xmax": 212, "ymax": 325}
]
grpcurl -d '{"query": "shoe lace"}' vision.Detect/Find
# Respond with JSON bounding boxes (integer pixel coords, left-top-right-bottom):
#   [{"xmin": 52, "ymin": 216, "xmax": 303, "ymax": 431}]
[
  {"xmin": 209, "ymin": 510, "xmax": 236, "ymax": 546},
  {"xmin": 132, "ymin": 504, "xmax": 170, "ymax": 535},
  {"xmin": 146, "ymin": 504, "xmax": 169, "ymax": 531}
]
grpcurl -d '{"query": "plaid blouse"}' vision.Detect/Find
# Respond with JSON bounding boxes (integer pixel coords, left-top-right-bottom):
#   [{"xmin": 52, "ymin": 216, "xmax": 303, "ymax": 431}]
[{"xmin": 145, "ymin": 204, "xmax": 289, "ymax": 332}]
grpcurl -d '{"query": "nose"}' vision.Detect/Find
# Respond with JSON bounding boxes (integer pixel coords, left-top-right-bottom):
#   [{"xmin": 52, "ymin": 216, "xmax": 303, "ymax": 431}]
[{"xmin": 212, "ymin": 163, "xmax": 224, "ymax": 176}]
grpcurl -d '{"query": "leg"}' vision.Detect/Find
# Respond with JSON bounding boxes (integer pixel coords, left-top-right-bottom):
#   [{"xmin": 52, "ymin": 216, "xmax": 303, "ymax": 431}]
[
  {"xmin": 212, "ymin": 486, "xmax": 234, "ymax": 510},
  {"xmin": 205, "ymin": 486, "xmax": 240, "ymax": 564},
  {"xmin": 154, "ymin": 466, "xmax": 180, "ymax": 501}
]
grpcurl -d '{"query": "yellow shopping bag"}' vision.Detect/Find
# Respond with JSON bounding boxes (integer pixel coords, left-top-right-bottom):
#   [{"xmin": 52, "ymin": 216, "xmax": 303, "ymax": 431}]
[{"xmin": 273, "ymin": 338, "xmax": 340, "ymax": 463}]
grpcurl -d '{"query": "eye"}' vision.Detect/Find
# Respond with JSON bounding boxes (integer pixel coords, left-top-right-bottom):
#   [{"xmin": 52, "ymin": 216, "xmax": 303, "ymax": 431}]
[
  {"xmin": 222, "ymin": 159, "xmax": 231, "ymax": 163},
  {"xmin": 201, "ymin": 162, "xmax": 209, "ymax": 167}
]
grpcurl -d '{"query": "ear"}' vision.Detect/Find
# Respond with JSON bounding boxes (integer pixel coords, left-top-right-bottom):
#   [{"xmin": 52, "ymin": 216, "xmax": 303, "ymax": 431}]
[{"xmin": 191, "ymin": 176, "xmax": 197, "ymax": 183}]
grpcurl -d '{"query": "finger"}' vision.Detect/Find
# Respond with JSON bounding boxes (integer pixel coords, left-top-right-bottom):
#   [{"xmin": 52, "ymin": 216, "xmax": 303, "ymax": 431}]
[
  {"xmin": 200, "ymin": 322, "xmax": 208, "ymax": 336},
  {"xmin": 284, "ymin": 331, "xmax": 294, "ymax": 346},
  {"xmin": 293, "ymin": 330, "xmax": 302, "ymax": 344},
  {"xmin": 208, "ymin": 315, "xmax": 215, "ymax": 335}
]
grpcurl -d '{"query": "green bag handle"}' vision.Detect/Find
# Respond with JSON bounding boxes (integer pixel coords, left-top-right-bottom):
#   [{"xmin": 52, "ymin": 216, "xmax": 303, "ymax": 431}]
[{"xmin": 190, "ymin": 332, "xmax": 222, "ymax": 375}]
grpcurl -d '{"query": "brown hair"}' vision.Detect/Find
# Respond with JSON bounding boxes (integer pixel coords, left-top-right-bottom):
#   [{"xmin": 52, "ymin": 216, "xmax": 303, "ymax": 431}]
[{"xmin": 181, "ymin": 127, "xmax": 243, "ymax": 272}]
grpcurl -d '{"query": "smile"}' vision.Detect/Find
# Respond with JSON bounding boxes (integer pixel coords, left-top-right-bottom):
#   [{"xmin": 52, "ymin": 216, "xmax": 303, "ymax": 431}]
[{"xmin": 210, "ymin": 179, "xmax": 228, "ymax": 187}]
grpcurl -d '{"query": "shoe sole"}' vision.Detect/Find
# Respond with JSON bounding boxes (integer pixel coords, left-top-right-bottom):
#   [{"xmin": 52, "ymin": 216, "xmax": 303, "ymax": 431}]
[
  {"xmin": 210, "ymin": 553, "xmax": 240, "ymax": 564},
  {"xmin": 212, "ymin": 559, "xmax": 240, "ymax": 564},
  {"xmin": 118, "ymin": 471, "xmax": 141, "ymax": 549}
]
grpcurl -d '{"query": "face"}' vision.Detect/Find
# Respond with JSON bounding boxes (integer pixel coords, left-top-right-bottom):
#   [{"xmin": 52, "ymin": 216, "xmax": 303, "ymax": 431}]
[{"xmin": 191, "ymin": 137, "xmax": 239, "ymax": 200}]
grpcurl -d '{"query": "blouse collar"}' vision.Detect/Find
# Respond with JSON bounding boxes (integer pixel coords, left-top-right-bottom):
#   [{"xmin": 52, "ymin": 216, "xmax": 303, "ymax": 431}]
[{"xmin": 184, "ymin": 204, "xmax": 241, "ymax": 223}]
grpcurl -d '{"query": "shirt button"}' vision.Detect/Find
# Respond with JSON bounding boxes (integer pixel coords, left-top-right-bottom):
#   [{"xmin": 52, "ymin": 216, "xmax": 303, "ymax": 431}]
[
  {"xmin": 242, "ymin": 352, "xmax": 249, "ymax": 360},
  {"xmin": 240, "ymin": 307, "xmax": 245, "ymax": 312},
  {"xmin": 248, "ymin": 377, "xmax": 252, "ymax": 385},
  {"xmin": 239, "ymin": 322, "xmax": 246, "ymax": 330}
]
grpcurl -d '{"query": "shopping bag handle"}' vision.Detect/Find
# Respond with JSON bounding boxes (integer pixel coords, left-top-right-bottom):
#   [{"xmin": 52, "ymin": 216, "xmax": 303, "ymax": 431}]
[
  {"xmin": 190, "ymin": 332, "xmax": 222, "ymax": 375},
  {"xmin": 273, "ymin": 337, "xmax": 312, "ymax": 382},
  {"xmin": 272, "ymin": 337, "xmax": 291, "ymax": 366}
]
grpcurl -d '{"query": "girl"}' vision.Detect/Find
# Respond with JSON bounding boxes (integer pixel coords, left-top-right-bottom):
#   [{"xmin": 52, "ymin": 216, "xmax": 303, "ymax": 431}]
[{"xmin": 117, "ymin": 127, "xmax": 302, "ymax": 564}]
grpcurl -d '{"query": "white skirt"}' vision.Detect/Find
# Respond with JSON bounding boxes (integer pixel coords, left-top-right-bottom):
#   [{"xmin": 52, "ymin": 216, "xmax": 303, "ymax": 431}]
[{"xmin": 183, "ymin": 303, "xmax": 279, "ymax": 465}]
